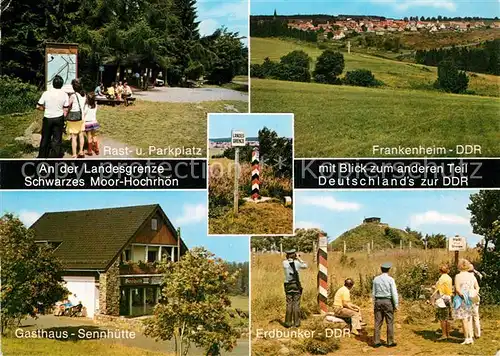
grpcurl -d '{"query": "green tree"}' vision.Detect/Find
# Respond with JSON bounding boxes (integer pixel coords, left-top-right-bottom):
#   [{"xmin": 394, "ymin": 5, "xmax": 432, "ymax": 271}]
[
  {"xmin": 434, "ymin": 60, "xmax": 468, "ymax": 94},
  {"xmin": 0, "ymin": 214, "xmax": 68, "ymax": 335},
  {"xmin": 280, "ymin": 50, "xmax": 311, "ymax": 70},
  {"xmin": 144, "ymin": 247, "xmax": 239, "ymax": 356},
  {"xmin": 424, "ymin": 233, "xmax": 447, "ymax": 249},
  {"xmin": 313, "ymin": 49, "xmax": 344, "ymax": 84}
]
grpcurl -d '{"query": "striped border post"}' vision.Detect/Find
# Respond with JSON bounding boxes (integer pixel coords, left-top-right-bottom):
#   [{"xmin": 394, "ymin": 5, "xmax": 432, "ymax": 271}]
[
  {"xmin": 317, "ymin": 233, "xmax": 328, "ymax": 314},
  {"xmin": 251, "ymin": 147, "xmax": 260, "ymax": 200}
]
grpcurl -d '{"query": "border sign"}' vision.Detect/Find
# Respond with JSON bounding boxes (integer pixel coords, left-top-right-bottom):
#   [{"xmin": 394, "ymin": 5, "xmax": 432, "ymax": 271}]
[
  {"xmin": 231, "ymin": 130, "xmax": 246, "ymax": 147},
  {"xmin": 449, "ymin": 235, "xmax": 466, "ymax": 251}
]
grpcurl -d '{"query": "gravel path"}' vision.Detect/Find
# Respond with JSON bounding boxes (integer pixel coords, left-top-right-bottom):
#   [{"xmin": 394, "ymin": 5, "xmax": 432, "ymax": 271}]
[{"xmin": 134, "ymin": 86, "xmax": 248, "ymax": 103}]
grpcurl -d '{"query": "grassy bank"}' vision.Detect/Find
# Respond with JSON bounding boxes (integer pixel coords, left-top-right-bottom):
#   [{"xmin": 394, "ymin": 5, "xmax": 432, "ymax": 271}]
[
  {"xmin": 2, "ymin": 338, "xmax": 170, "ymax": 356},
  {"xmin": 251, "ymin": 37, "xmax": 500, "ymax": 97},
  {"xmin": 251, "ymin": 78, "xmax": 500, "ymax": 157},
  {"xmin": 0, "ymin": 100, "xmax": 248, "ymax": 158},
  {"xmin": 251, "ymin": 249, "xmax": 498, "ymax": 355}
]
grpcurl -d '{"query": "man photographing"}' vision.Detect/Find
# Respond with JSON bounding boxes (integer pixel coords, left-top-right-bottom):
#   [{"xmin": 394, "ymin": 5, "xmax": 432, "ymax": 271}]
[{"xmin": 283, "ymin": 249, "xmax": 307, "ymax": 328}]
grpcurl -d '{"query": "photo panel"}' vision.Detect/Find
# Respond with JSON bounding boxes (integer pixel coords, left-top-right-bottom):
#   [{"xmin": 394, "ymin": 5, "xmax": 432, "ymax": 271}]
[
  {"xmin": 250, "ymin": 189, "xmax": 500, "ymax": 355},
  {"xmin": 1, "ymin": 0, "xmax": 249, "ymax": 159},
  {"xmin": 249, "ymin": 2, "xmax": 500, "ymax": 158},
  {"xmin": 0, "ymin": 191, "xmax": 249, "ymax": 355},
  {"xmin": 208, "ymin": 113, "xmax": 294, "ymax": 235}
]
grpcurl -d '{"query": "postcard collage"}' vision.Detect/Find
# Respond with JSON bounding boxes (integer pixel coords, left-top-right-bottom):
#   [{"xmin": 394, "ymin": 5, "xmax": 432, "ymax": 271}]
[{"xmin": 0, "ymin": 0, "xmax": 499, "ymax": 355}]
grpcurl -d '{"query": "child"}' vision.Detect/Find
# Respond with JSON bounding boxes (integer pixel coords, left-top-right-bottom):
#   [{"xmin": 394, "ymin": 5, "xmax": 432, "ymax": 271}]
[{"xmin": 83, "ymin": 92, "xmax": 100, "ymax": 155}]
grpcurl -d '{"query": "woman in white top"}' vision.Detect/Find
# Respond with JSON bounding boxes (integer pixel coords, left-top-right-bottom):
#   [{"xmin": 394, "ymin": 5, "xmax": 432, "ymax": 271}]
[
  {"xmin": 453, "ymin": 259, "xmax": 479, "ymax": 345},
  {"xmin": 468, "ymin": 264, "xmax": 481, "ymax": 339},
  {"xmin": 83, "ymin": 92, "xmax": 100, "ymax": 155},
  {"xmin": 67, "ymin": 79, "xmax": 86, "ymax": 158},
  {"xmin": 36, "ymin": 75, "xmax": 69, "ymax": 158}
]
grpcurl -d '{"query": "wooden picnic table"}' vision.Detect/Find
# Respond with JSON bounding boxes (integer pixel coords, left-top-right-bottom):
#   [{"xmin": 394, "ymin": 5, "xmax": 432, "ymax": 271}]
[{"xmin": 96, "ymin": 96, "xmax": 136, "ymax": 107}]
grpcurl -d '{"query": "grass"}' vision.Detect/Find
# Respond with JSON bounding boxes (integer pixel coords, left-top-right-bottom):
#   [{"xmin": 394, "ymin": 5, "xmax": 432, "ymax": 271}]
[
  {"xmin": 209, "ymin": 201, "xmax": 293, "ymax": 235},
  {"xmin": 1, "ymin": 338, "xmax": 170, "ymax": 356},
  {"xmin": 0, "ymin": 100, "xmax": 248, "ymax": 158},
  {"xmin": 251, "ymin": 37, "xmax": 500, "ymax": 97},
  {"xmin": 251, "ymin": 78, "xmax": 500, "ymax": 157},
  {"xmin": 230, "ymin": 295, "xmax": 250, "ymax": 312},
  {"xmin": 251, "ymin": 249, "xmax": 498, "ymax": 355}
]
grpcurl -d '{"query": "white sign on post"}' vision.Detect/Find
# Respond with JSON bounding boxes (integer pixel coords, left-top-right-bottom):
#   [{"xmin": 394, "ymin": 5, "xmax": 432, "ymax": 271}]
[
  {"xmin": 231, "ymin": 130, "xmax": 246, "ymax": 147},
  {"xmin": 449, "ymin": 235, "xmax": 467, "ymax": 251}
]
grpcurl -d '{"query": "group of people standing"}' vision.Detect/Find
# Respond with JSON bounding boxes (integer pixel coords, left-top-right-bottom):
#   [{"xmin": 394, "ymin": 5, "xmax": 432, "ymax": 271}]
[
  {"xmin": 282, "ymin": 251, "xmax": 482, "ymax": 348},
  {"xmin": 36, "ymin": 75, "xmax": 100, "ymax": 158}
]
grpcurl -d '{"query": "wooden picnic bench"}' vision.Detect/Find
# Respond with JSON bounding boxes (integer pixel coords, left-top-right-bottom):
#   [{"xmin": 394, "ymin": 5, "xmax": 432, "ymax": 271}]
[{"xmin": 96, "ymin": 97, "xmax": 136, "ymax": 107}]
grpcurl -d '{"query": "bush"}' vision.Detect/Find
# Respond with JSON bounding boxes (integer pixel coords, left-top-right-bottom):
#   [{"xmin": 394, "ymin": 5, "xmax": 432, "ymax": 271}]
[
  {"xmin": 0, "ymin": 75, "xmax": 41, "ymax": 115},
  {"xmin": 166, "ymin": 66, "xmax": 183, "ymax": 87},
  {"xmin": 277, "ymin": 64, "xmax": 311, "ymax": 82},
  {"xmin": 395, "ymin": 259, "xmax": 440, "ymax": 300},
  {"xmin": 313, "ymin": 50, "xmax": 345, "ymax": 84},
  {"xmin": 185, "ymin": 61, "xmax": 204, "ymax": 81},
  {"xmin": 343, "ymin": 69, "xmax": 382, "ymax": 87},
  {"xmin": 206, "ymin": 62, "xmax": 235, "ymax": 85},
  {"xmin": 250, "ymin": 64, "xmax": 265, "ymax": 78},
  {"xmin": 280, "ymin": 50, "xmax": 311, "ymax": 70},
  {"xmin": 434, "ymin": 60, "xmax": 469, "ymax": 94}
]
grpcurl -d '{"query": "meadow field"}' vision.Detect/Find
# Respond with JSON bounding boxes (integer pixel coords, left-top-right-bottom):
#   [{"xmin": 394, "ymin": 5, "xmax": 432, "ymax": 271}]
[
  {"xmin": 0, "ymin": 100, "xmax": 248, "ymax": 158},
  {"xmin": 209, "ymin": 158, "xmax": 293, "ymax": 235},
  {"xmin": 250, "ymin": 38, "xmax": 500, "ymax": 158},
  {"xmin": 251, "ymin": 249, "xmax": 500, "ymax": 355}
]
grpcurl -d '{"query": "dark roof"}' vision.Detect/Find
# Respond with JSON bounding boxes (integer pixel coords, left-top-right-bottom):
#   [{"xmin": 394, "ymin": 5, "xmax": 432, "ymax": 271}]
[{"xmin": 30, "ymin": 204, "xmax": 184, "ymax": 270}]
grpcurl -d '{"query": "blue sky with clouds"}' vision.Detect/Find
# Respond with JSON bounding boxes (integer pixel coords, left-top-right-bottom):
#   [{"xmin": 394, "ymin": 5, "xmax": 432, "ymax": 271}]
[
  {"xmin": 251, "ymin": 0, "xmax": 500, "ymax": 18},
  {"xmin": 209, "ymin": 113, "xmax": 293, "ymax": 139},
  {"xmin": 1, "ymin": 191, "xmax": 249, "ymax": 262},
  {"xmin": 295, "ymin": 190, "xmax": 483, "ymax": 246},
  {"xmin": 197, "ymin": 0, "xmax": 249, "ymax": 43}
]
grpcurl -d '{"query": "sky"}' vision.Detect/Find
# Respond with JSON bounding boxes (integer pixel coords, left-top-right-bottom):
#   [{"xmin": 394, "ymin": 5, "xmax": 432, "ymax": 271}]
[
  {"xmin": 197, "ymin": 0, "xmax": 249, "ymax": 44},
  {"xmin": 209, "ymin": 113, "xmax": 294, "ymax": 139},
  {"xmin": 1, "ymin": 191, "xmax": 249, "ymax": 262},
  {"xmin": 251, "ymin": 0, "xmax": 500, "ymax": 19},
  {"xmin": 295, "ymin": 189, "xmax": 484, "ymax": 246}
]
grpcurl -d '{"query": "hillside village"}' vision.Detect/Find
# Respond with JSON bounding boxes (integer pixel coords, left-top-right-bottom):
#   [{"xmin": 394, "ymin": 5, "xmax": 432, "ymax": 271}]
[{"xmin": 287, "ymin": 17, "xmax": 500, "ymax": 40}]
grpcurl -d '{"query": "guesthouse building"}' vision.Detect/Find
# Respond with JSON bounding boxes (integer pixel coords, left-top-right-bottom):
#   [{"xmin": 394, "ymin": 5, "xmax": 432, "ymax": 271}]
[{"xmin": 30, "ymin": 204, "xmax": 187, "ymax": 318}]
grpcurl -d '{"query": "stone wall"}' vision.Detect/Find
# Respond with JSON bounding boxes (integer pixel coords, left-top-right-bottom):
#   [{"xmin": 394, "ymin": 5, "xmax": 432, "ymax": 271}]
[{"xmin": 98, "ymin": 259, "xmax": 121, "ymax": 316}]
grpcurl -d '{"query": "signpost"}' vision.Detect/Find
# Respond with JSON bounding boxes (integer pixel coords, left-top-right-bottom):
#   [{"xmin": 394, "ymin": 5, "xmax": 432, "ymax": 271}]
[
  {"xmin": 231, "ymin": 130, "xmax": 245, "ymax": 215},
  {"xmin": 45, "ymin": 42, "xmax": 78, "ymax": 93},
  {"xmin": 449, "ymin": 235, "xmax": 467, "ymax": 266}
]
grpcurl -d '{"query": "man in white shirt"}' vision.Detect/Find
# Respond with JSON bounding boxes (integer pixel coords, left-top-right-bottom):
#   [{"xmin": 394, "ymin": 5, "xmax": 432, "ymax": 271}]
[{"xmin": 36, "ymin": 75, "xmax": 69, "ymax": 158}]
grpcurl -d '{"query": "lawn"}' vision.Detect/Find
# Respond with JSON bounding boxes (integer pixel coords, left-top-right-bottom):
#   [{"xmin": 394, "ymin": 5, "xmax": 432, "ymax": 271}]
[
  {"xmin": 251, "ymin": 37, "xmax": 500, "ymax": 97},
  {"xmin": 251, "ymin": 78, "xmax": 500, "ymax": 157},
  {"xmin": 209, "ymin": 201, "xmax": 294, "ymax": 235},
  {"xmin": 0, "ymin": 99, "xmax": 248, "ymax": 158},
  {"xmin": 230, "ymin": 295, "xmax": 250, "ymax": 313},
  {"xmin": 251, "ymin": 250, "xmax": 500, "ymax": 356},
  {"xmin": 2, "ymin": 338, "xmax": 170, "ymax": 356}
]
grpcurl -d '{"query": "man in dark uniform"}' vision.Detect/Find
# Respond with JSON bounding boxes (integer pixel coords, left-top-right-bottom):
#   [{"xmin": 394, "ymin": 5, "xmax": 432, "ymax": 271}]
[
  {"xmin": 372, "ymin": 262, "xmax": 399, "ymax": 347},
  {"xmin": 283, "ymin": 249, "xmax": 307, "ymax": 328}
]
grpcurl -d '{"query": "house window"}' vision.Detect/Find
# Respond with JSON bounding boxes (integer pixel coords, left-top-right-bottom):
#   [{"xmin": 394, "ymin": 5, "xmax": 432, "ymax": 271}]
[
  {"xmin": 147, "ymin": 250, "xmax": 157, "ymax": 263},
  {"xmin": 124, "ymin": 249, "xmax": 131, "ymax": 261},
  {"xmin": 151, "ymin": 218, "xmax": 158, "ymax": 231}
]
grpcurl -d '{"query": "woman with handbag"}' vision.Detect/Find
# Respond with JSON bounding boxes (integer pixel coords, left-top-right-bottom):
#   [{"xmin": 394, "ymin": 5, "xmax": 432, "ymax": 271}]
[
  {"xmin": 432, "ymin": 265, "xmax": 453, "ymax": 340},
  {"xmin": 67, "ymin": 79, "xmax": 86, "ymax": 158}
]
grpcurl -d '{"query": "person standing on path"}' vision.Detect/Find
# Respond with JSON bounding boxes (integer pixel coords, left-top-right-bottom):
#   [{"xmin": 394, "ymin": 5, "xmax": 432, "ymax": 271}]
[
  {"xmin": 372, "ymin": 262, "xmax": 399, "ymax": 348},
  {"xmin": 36, "ymin": 75, "xmax": 69, "ymax": 158},
  {"xmin": 67, "ymin": 79, "xmax": 86, "ymax": 158},
  {"xmin": 283, "ymin": 249, "xmax": 307, "ymax": 328}
]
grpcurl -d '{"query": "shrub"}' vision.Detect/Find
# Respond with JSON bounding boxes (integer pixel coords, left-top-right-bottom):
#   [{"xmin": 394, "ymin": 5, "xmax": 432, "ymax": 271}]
[
  {"xmin": 434, "ymin": 60, "xmax": 469, "ymax": 94},
  {"xmin": 250, "ymin": 64, "xmax": 265, "ymax": 78},
  {"xmin": 277, "ymin": 64, "xmax": 311, "ymax": 82},
  {"xmin": 0, "ymin": 75, "xmax": 41, "ymax": 115},
  {"xmin": 166, "ymin": 66, "xmax": 183, "ymax": 87},
  {"xmin": 395, "ymin": 259, "xmax": 440, "ymax": 300},
  {"xmin": 206, "ymin": 62, "xmax": 235, "ymax": 85},
  {"xmin": 260, "ymin": 57, "xmax": 282, "ymax": 78},
  {"xmin": 185, "ymin": 61, "xmax": 204, "ymax": 81},
  {"xmin": 280, "ymin": 50, "xmax": 311, "ymax": 70},
  {"xmin": 313, "ymin": 50, "xmax": 345, "ymax": 84},
  {"xmin": 343, "ymin": 69, "xmax": 382, "ymax": 87}
]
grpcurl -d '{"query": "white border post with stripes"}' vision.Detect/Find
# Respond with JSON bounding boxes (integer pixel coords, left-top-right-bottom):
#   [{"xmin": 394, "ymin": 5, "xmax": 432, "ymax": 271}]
[{"xmin": 317, "ymin": 233, "xmax": 328, "ymax": 314}]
